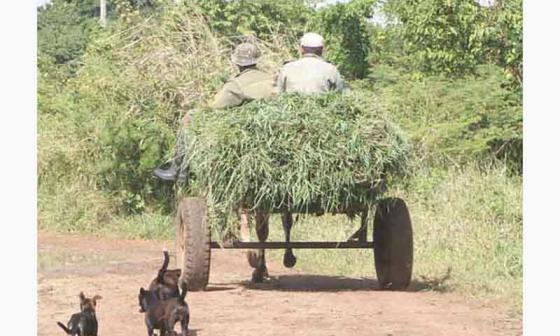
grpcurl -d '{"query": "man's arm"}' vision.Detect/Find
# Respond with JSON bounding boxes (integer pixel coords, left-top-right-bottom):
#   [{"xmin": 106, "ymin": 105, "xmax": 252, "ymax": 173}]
[
  {"xmin": 210, "ymin": 81, "xmax": 244, "ymax": 109},
  {"xmin": 333, "ymin": 68, "xmax": 346, "ymax": 92},
  {"xmin": 273, "ymin": 68, "xmax": 287, "ymax": 94}
]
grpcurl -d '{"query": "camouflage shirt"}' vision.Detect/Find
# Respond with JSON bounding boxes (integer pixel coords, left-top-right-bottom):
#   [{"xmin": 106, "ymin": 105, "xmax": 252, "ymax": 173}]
[{"xmin": 274, "ymin": 54, "xmax": 344, "ymax": 94}]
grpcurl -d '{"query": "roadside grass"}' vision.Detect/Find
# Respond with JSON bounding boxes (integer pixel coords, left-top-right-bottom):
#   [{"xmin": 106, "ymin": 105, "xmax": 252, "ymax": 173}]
[
  {"xmin": 265, "ymin": 163, "xmax": 522, "ymax": 314},
  {"xmin": 39, "ymin": 163, "xmax": 521, "ymax": 314}
]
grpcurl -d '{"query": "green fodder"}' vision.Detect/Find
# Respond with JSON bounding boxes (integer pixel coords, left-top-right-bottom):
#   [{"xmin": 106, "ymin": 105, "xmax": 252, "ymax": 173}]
[
  {"xmin": 184, "ymin": 93, "xmax": 410, "ymax": 214},
  {"xmin": 266, "ymin": 163, "xmax": 521, "ymax": 312}
]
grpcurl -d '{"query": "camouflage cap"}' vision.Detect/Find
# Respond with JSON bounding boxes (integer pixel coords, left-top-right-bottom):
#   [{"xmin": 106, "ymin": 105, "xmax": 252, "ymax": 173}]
[{"xmin": 231, "ymin": 43, "xmax": 260, "ymax": 66}]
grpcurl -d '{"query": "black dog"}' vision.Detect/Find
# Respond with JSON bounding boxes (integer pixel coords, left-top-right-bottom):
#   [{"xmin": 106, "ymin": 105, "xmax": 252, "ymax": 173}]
[
  {"xmin": 138, "ymin": 283, "xmax": 189, "ymax": 336},
  {"xmin": 56, "ymin": 292, "xmax": 102, "ymax": 336},
  {"xmin": 148, "ymin": 249, "xmax": 181, "ymax": 301}
]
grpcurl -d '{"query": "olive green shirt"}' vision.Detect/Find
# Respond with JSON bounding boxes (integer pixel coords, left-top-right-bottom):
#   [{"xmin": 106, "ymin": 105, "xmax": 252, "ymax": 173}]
[
  {"xmin": 274, "ymin": 54, "xmax": 345, "ymax": 94},
  {"xmin": 210, "ymin": 67, "xmax": 274, "ymax": 109}
]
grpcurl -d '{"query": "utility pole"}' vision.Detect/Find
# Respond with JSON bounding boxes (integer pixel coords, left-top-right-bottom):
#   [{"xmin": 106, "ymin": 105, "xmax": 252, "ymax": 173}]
[{"xmin": 100, "ymin": 0, "xmax": 107, "ymax": 27}]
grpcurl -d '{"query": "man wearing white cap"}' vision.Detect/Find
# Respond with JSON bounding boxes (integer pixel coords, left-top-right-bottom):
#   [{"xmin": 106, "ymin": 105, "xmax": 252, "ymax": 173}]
[
  {"xmin": 274, "ymin": 32, "xmax": 345, "ymax": 94},
  {"xmin": 273, "ymin": 33, "xmax": 345, "ymax": 272}
]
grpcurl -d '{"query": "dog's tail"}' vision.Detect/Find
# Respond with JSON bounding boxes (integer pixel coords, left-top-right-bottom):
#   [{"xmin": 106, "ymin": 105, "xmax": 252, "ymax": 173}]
[
  {"xmin": 56, "ymin": 322, "xmax": 71, "ymax": 334},
  {"xmin": 157, "ymin": 248, "xmax": 170, "ymax": 284},
  {"xmin": 179, "ymin": 281, "xmax": 188, "ymax": 302}
]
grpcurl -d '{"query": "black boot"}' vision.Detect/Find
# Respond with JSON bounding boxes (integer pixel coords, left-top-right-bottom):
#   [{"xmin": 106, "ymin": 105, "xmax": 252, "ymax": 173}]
[
  {"xmin": 153, "ymin": 160, "xmax": 183, "ymax": 181},
  {"xmin": 153, "ymin": 132, "xmax": 187, "ymax": 183}
]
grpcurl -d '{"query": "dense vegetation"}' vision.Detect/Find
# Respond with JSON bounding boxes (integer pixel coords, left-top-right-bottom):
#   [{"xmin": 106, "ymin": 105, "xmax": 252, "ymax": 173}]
[{"xmin": 38, "ymin": 0, "xmax": 522, "ymax": 311}]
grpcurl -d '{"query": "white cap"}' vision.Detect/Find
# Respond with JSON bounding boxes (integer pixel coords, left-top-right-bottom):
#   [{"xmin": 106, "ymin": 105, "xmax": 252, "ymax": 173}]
[{"xmin": 300, "ymin": 32, "xmax": 324, "ymax": 48}]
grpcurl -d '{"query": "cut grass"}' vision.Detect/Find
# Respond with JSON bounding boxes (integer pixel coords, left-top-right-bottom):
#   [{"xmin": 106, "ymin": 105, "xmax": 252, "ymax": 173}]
[{"xmin": 185, "ymin": 93, "xmax": 410, "ymax": 214}]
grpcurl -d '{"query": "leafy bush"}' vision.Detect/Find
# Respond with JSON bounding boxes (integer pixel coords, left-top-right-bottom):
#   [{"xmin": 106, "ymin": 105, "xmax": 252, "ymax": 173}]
[
  {"xmin": 369, "ymin": 64, "xmax": 522, "ymax": 168},
  {"xmin": 38, "ymin": 6, "xmax": 295, "ymax": 216},
  {"xmin": 383, "ymin": 0, "xmax": 522, "ymax": 85},
  {"xmin": 311, "ymin": 0, "xmax": 375, "ymax": 79},
  {"xmin": 189, "ymin": 0, "xmax": 312, "ymax": 40},
  {"xmin": 37, "ymin": 0, "xmax": 101, "ymax": 67}
]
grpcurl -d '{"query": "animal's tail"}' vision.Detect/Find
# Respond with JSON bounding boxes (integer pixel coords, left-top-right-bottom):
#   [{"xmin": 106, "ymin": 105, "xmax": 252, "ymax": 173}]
[
  {"xmin": 56, "ymin": 322, "xmax": 71, "ymax": 334},
  {"xmin": 157, "ymin": 248, "xmax": 170, "ymax": 284},
  {"xmin": 180, "ymin": 281, "xmax": 188, "ymax": 302}
]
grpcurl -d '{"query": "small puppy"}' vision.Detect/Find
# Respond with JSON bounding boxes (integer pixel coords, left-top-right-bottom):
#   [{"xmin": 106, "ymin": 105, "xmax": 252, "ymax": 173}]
[
  {"xmin": 148, "ymin": 249, "xmax": 181, "ymax": 301},
  {"xmin": 56, "ymin": 292, "xmax": 102, "ymax": 336},
  {"xmin": 138, "ymin": 283, "xmax": 189, "ymax": 336}
]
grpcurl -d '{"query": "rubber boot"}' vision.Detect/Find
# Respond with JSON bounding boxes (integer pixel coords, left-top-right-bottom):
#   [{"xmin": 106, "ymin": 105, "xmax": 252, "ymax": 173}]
[{"xmin": 153, "ymin": 133, "xmax": 187, "ymax": 183}]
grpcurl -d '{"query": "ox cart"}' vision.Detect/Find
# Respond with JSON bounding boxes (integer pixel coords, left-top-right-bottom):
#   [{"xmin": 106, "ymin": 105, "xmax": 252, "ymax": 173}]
[{"xmin": 175, "ymin": 189, "xmax": 413, "ymax": 292}]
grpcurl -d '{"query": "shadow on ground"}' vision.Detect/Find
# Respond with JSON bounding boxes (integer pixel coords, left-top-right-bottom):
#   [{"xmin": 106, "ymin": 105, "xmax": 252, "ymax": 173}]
[{"xmin": 236, "ymin": 268, "xmax": 453, "ymax": 293}]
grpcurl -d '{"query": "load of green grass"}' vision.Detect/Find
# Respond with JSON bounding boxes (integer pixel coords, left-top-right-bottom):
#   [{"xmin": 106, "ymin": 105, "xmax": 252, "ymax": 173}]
[{"xmin": 183, "ymin": 93, "xmax": 410, "ymax": 213}]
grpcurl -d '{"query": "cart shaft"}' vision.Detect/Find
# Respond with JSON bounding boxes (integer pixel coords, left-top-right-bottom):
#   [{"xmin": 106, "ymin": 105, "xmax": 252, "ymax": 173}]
[{"xmin": 209, "ymin": 241, "xmax": 374, "ymax": 249}]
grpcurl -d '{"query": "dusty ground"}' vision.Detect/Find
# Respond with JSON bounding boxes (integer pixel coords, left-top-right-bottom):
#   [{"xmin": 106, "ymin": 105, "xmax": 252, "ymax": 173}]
[{"xmin": 38, "ymin": 232, "xmax": 521, "ymax": 336}]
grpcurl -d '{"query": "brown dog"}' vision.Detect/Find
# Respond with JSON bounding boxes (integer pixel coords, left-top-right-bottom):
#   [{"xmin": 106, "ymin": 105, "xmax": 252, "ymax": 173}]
[
  {"xmin": 148, "ymin": 249, "xmax": 181, "ymax": 301},
  {"xmin": 138, "ymin": 283, "xmax": 189, "ymax": 336},
  {"xmin": 56, "ymin": 292, "xmax": 102, "ymax": 336}
]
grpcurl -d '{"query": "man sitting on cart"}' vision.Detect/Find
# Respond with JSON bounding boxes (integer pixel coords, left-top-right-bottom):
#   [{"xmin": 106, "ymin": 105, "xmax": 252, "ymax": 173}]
[
  {"xmin": 152, "ymin": 42, "xmax": 274, "ymax": 244},
  {"xmin": 153, "ymin": 42, "xmax": 274, "ymax": 182},
  {"xmin": 273, "ymin": 32, "xmax": 364, "ymax": 270}
]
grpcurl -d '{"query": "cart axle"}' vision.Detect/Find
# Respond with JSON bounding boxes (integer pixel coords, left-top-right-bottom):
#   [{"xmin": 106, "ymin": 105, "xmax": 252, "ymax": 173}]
[{"xmin": 209, "ymin": 241, "xmax": 374, "ymax": 249}]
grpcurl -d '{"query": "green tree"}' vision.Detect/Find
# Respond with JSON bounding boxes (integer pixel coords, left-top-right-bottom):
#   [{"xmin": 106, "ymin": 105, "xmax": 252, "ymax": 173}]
[
  {"xmin": 383, "ymin": 0, "xmax": 522, "ymax": 83},
  {"xmin": 187, "ymin": 0, "xmax": 313, "ymax": 39},
  {"xmin": 312, "ymin": 0, "xmax": 376, "ymax": 79},
  {"xmin": 37, "ymin": 0, "xmax": 100, "ymax": 65}
]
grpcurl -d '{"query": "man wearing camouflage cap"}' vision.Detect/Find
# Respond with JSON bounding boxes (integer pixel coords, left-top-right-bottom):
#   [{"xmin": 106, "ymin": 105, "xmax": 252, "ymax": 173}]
[
  {"xmin": 274, "ymin": 32, "xmax": 345, "ymax": 94},
  {"xmin": 152, "ymin": 42, "xmax": 274, "ymax": 255},
  {"xmin": 153, "ymin": 42, "xmax": 274, "ymax": 182}
]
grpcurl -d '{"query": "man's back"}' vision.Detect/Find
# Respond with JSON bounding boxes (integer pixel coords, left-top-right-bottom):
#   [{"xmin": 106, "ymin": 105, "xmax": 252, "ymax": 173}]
[
  {"xmin": 211, "ymin": 68, "xmax": 274, "ymax": 109},
  {"xmin": 275, "ymin": 54, "xmax": 344, "ymax": 94}
]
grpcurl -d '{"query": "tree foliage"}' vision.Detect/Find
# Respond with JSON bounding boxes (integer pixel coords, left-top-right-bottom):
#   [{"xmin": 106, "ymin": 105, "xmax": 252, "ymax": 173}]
[
  {"xmin": 383, "ymin": 0, "xmax": 522, "ymax": 84},
  {"xmin": 37, "ymin": 0, "xmax": 100, "ymax": 65},
  {"xmin": 187, "ymin": 0, "xmax": 313, "ymax": 39},
  {"xmin": 311, "ymin": 0, "xmax": 376, "ymax": 79}
]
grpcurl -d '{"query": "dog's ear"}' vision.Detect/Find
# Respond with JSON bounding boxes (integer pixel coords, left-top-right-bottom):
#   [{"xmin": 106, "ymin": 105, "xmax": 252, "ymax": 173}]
[
  {"xmin": 139, "ymin": 287, "xmax": 145, "ymax": 294},
  {"xmin": 93, "ymin": 295, "xmax": 102, "ymax": 303},
  {"xmin": 79, "ymin": 292, "xmax": 86, "ymax": 302}
]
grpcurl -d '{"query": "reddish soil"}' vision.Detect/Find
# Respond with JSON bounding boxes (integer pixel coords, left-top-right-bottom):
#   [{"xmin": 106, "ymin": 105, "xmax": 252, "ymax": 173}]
[{"xmin": 38, "ymin": 232, "xmax": 521, "ymax": 336}]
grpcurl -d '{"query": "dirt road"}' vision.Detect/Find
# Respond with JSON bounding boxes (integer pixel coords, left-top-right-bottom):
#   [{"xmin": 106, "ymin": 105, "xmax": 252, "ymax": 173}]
[{"xmin": 38, "ymin": 232, "xmax": 521, "ymax": 336}]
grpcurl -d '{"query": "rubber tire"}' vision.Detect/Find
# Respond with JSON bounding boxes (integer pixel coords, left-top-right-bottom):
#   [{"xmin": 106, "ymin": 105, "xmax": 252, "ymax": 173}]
[
  {"xmin": 373, "ymin": 197, "xmax": 413, "ymax": 290},
  {"xmin": 175, "ymin": 197, "xmax": 211, "ymax": 291}
]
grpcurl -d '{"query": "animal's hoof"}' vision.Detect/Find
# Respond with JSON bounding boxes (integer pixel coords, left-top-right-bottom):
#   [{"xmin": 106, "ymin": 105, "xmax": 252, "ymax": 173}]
[
  {"xmin": 247, "ymin": 251, "xmax": 259, "ymax": 268},
  {"xmin": 251, "ymin": 267, "xmax": 268, "ymax": 283},
  {"xmin": 283, "ymin": 250, "xmax": 297, "ymax": 268}
]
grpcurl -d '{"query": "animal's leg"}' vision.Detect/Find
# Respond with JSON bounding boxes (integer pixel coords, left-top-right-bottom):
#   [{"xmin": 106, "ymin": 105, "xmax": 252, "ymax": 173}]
[
  {"xmin": 237, "ymin": 208, "xmax": 251, "ymax": 242},
  {"xmin": 347, "ymin": 211, "xmax": 368, "ymax": 242},
  {"xmin": 237, "ymin": 208, "xmax": 260, "ymax": 268},
  {"xmin": 181, "ymin": 317, "xmax": 189, "ymax": 336},
  {"xmin": 251, "ymin": 211, "xmax": 269, "ymax": 282},
  {"xmin": 282, "ymin": 212, "xmax": 297, "ymax": 268}
]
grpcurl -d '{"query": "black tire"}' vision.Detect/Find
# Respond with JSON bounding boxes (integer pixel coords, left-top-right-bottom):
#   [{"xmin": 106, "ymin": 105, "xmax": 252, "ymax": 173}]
[
  {"xmin": 373, "ymin": 197, "xmax": 413, "ymax": 290},
  {"xmin": 175, "ymin": 197, "xmax": 211, "ymax": 291}
]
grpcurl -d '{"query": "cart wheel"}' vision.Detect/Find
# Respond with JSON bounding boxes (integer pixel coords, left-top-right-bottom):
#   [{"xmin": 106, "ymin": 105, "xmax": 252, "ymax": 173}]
[
  {"xmin": 373, "ymin": 197, "xmax": 413, "ymax": 290},
  {"xmin": 175, "ymin": 197, "xmax": 210, "ymax": 291}
]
